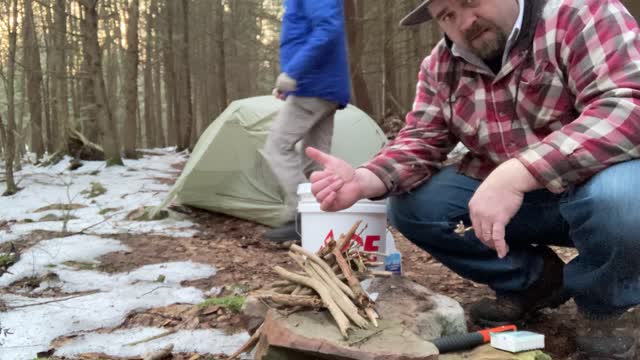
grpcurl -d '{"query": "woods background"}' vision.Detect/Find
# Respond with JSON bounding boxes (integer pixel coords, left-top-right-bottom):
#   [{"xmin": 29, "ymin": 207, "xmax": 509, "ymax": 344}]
[{"xmin": 0, "ymin": 0, "xmax": 638, "ymax": 196}]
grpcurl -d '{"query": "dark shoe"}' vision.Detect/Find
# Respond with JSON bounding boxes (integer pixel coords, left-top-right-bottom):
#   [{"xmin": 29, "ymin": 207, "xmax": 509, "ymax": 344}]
[
  {"xmin": 574, "ymin": 313, "xmax": 637, "ymax": 360},
  {"xmin": 470, "ymin": 246, "xmax": 570, "ymax": 327},
  {"xmin": 263, "ymin": 221, "xmax": 300, "ymax": 243}
]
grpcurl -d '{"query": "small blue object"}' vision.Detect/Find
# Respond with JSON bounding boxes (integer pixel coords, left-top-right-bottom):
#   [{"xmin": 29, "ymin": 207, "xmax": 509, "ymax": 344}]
[{"xmin": 384, "ymin": 252, "xmax": 402, "ymax": 275}]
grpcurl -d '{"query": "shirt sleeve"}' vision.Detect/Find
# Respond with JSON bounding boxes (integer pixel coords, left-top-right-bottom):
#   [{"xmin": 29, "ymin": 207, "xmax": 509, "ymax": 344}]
[
  {"xmin": 517, "ymin": 0, "xmax": 640, "ymax": 193},
  {"xmin": 284, "ymin": 0, "xmax": 344, "ymax": 81},
  {"xmin": 362, "ymin": 56, "xmax": 457, "ymax": 196}
]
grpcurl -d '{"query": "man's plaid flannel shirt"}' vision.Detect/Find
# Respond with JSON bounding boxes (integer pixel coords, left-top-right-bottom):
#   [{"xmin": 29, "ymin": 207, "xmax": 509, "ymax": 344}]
[{"xmin": 364, "ymin": 0, "xmax": 640, "ymax": 195}]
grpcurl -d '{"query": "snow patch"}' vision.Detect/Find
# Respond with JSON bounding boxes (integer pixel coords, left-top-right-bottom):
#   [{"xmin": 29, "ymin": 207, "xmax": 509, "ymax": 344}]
[
  {"xmin": 0, "ymin": 235, "xmax": 128, "ymax": 287},
  {"xmin": 0, "ymin": 149, "xmax": 196, "ymax": 243},
  {"xmin": 0, "ymin": 258, "xmax": 218, "ymax": 360},
  {"xmin": 55, "ymin": 327, "xmax": 249, "ymax": 358}
]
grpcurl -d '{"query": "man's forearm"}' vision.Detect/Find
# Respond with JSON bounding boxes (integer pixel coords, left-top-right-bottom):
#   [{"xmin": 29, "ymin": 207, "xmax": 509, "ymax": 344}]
[
  {"xmin": 354, "ymin": 168, "xmax": 387, "ymax": 199},
  {"xmin": 502, "ymin": 158, "xmax": 544, "ymax": 193}
]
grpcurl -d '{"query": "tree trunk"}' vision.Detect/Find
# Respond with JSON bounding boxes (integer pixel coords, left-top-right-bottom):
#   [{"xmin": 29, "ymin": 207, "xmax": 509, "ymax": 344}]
[
  {"xmin": 79, "ymin": 4, "xmax": 99, "ymax": 143},
  {"xmin": 3, "ymin": 0, "xmax": 19, "ymax": 195},
  {"xmin": 123, "ymin": 0, "xmax": 140, "ymax": 158},
  {"xmin": 345, "ymin": 0, "xmax": 374, "ymax": 116},
  {"xmin": 81, "ymin": 0, "xmax": 123, "ymax": 166},
  {"xmin": 382, "ymin": 0, "xmax": 398, "ymax": 117},
  {"xmin": 179, "ymin": 0, "xmax": 194, "ymax": 150},
  {"xmin": 104, "ymin": 0, "xmax": 121, "ymax": 117},
  {"xmin": 41, "ymin": 4, "xmax": 54, "ymax": 153},
  {"xmin": 143, "ymin": 2, "xmax": 155, "ymax": 148},
  {"xmin": 23, "ymin": 0, "xmax": 45, "ymax": 160},
  {"xmin": 152, "ymin": 1, "xmax": 165, "ymax": 147},
  {"xmin": 163, "ymin": 0, "xmax": 178, "ymax": 146},
  {"xmin": 53, "ymin": 0, "xmax": 69, "ymax": 154},
  {"xmin": 214, "ymin": 0, "xmax": 228, "ymax": 114}
]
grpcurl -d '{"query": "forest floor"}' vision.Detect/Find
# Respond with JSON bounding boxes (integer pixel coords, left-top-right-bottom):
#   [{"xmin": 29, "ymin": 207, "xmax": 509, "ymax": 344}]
[{"xmin": 0, "ymin": 148, "xmax": 636, "ymax": 360}]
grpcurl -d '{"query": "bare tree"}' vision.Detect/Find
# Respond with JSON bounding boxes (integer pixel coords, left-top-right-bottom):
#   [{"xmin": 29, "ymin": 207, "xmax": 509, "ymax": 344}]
[
  {"xmin": 214, "ymin": 0, "xmax": 228, "ymax": 113},
  {"xmin": 345, "ymin": 0, "xmax": 374, "ymax": 116},
  {"xmin": 2, "ymin": 0, "xmax": 19, "ymax": 195},
  {"xmin": 162, "ymin": 0, "xmax": 178, "ymax": 146},
  {"xmin": 79, "ymin": 0, "xmax": 123, "ymax": 166},
  {"xmin": 152, "ymin": 1, "xmax": 165, "ymax": 147},
  {"xmin": 178, "ymin": 0, "xmax": 193, "ymax": 150},
  {"xmin": 142, "ymin": 1, "xmax": 155, "ymax": 148},
  {"xmin": 123, "ymin": 0, "xmax": 139, "ymax": 158},
  {"xmin": 23, "ymin": 0, "xmax": 45, "ymax": 160},
  {"xmin": 53, "ymin": 0, "xmax": 70, "ymax": 155}
]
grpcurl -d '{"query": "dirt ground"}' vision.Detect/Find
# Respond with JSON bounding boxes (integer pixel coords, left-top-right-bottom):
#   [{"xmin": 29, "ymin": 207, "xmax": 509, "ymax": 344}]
[
  {"xmin": 22, "ymin": 207, "xmax": 591, "ymax": 360},
  {"xmin": 9, "ymin": 153, "xmax": 632, "ymax": 359},
  {"xmin": 14, "ymin": 201, "xmax": 640, "ymax": 360}
]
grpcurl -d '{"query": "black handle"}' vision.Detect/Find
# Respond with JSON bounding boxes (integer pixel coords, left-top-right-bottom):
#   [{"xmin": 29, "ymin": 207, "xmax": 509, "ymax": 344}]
[{"xmin": 432, "ymin": 332, "xmax": 485, "ymax": 353}]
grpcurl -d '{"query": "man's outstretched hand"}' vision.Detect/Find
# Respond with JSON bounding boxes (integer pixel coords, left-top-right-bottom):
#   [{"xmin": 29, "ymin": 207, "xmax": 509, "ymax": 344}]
[{"xmin": 305, "ymin": 147, "xmax": 385, "ymax": 212}]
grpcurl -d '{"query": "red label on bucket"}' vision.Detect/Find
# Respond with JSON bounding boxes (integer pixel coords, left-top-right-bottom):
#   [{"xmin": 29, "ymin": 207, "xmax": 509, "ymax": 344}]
[{"xmin": 323, "ymin": 230, "xmax": 382, "ymax": 260}]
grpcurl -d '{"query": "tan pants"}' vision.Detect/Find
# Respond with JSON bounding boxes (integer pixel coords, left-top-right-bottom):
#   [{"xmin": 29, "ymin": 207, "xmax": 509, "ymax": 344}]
[{"xmin": 264, "ymin": 95, "xmax": 338, "ymax": 221}]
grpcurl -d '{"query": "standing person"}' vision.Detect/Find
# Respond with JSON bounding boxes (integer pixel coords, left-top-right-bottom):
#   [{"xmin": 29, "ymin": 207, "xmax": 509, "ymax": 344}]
[
  {"xmin": 263, "ymin": 0, "xmax": 351, "ymax": 242},
  {"xmin": 305, "ymin": 0, "xmax": 640, "ymax": 358}
]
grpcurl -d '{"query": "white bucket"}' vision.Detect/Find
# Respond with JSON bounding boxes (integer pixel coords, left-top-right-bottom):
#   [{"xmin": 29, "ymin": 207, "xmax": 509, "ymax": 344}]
[{"xmin": 297, "ymin": 183, "xmax": 389, "ymax": 257}]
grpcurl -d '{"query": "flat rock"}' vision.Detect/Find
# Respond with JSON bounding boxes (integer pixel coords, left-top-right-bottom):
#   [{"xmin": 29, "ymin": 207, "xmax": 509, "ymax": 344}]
[
  {"xmin": 248, "ymin": 276, "xmax": 467, "ymax": 359},
  {"xmin": 254, "ymin": 310, "xmax": 439, "ymax": 360}
]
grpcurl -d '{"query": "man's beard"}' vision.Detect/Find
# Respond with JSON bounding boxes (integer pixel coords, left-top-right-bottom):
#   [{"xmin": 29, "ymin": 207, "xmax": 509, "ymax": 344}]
[{"xmin": 463, "ymin": 19, "xmax": 508, "ymax": 61}]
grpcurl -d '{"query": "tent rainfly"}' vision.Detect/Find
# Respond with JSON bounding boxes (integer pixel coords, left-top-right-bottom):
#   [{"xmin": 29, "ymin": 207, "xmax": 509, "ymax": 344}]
[{"xmin": 155, "ymin": 96, "xmax": 388, "ymax": 227}]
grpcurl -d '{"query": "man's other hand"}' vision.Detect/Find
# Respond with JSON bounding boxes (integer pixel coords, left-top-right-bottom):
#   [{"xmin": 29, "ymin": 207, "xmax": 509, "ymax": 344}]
[
  {"xmin": 468, "ymin": 159, "xmax": 541, "ymax": 258},
  {"xmin": 272, "ymin": 88, "xmax": 285, "ymax": 100},
  {"xmin": 275, "ymin": 72, "xmax": 297, "ymax": 93}
]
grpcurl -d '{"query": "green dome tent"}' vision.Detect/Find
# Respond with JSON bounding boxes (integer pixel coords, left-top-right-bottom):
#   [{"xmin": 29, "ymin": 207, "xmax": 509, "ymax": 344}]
[{"xmin": 156, "ymin": 96, "xmax": 387, "ymax": 227}]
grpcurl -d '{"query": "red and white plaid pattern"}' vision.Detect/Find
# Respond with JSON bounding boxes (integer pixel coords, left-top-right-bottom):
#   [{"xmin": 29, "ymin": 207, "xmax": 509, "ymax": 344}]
[{"xmin": 364, "ymin": 0, "xmax": 640, "ymax": 194}]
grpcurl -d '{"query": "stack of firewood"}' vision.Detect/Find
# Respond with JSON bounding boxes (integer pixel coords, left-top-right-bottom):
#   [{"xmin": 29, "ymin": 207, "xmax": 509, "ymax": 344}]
[{"xmin": 229, "ymin": 220, "xmax": 390, "ymax": 359}]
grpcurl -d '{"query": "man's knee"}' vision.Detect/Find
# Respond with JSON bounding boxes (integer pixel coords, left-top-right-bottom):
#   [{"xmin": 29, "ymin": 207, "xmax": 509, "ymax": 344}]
[
  {"xmin": 567, "ymin": 160, "xmax": 640, "ymax": 251},
  {"xmin": 388, "ymin": 168, "xmax": 475, "ymax": 234},
  {"xmin": 388, "ymin": 191, "xmax": 452, "ymax": 230}
]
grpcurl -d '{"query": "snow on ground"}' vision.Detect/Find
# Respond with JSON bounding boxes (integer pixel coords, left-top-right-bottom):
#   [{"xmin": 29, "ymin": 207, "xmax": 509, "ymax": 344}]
[
  {"xmin": 0, "ymin": 148, "xmax": 197, "ymax": 243},
  {"xmin": 55, "ymin": 328, "xmax": 249, "ymax": 358},
  {"xmin": 0, "ymin": 234, "xmax": 245, "ymax": 360},
  {"xmin": 0, "ymin": 234, "xmax": 128, "ymax": 288},
  {"xmin": 0, "ymin": 149, "xmax": 250, "ymax": 360}
]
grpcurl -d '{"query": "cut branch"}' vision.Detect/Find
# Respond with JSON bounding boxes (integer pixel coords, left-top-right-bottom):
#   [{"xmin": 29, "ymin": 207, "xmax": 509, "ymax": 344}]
[{"xmin": 274, "ymin": 265, "xmax": 351, "ymax": 337}]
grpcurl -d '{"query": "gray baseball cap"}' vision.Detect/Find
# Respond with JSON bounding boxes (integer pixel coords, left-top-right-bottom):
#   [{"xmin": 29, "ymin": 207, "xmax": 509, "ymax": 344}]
[{"xmin": 400, "ymin": 0, "xmax": 435, "ymax": 26}]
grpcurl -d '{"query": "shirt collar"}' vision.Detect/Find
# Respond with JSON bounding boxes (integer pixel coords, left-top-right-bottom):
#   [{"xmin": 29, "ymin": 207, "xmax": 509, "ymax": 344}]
[{"xmin": 450, "ymin": 0, "xmax": 525, "ymax": 72}]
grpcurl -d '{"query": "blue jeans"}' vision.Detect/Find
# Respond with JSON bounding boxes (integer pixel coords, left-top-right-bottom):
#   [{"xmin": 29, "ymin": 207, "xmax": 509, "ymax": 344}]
[{"xmin": 388, "ymin": 160, "xmax": 640, "ymax": 316}]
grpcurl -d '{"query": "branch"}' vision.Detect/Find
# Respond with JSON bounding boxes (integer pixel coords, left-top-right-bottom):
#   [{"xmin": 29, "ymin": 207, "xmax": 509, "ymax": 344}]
[
  {"xmin": 8, "ymin": 290, "xmax": 100, "ymax": 309},
  {"xmin": 274, "ymin": 265, "xmax": 350, "ymax": 338}
]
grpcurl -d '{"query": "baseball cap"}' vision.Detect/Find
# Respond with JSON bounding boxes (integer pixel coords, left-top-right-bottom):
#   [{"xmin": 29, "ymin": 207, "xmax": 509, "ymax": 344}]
[{"xmin": 400, "ymin": 0, "xmax": 435, "ymax": 26}]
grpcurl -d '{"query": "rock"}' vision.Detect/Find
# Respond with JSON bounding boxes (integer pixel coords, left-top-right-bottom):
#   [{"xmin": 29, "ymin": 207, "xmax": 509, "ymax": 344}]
[
  {"xmin": 249, "ymin": 277, "xmax": 466, "ymax": 359},
  {"xmin": 255, "ymin": 310, "xmax": 439, "ymax": 360},
  {"xmin": 241, "ymin": 295, "xmax": 269, "ymax": 334},
  {"xmin": 368, "ymin": 276, "xmax": 467, "ymax": 340}
]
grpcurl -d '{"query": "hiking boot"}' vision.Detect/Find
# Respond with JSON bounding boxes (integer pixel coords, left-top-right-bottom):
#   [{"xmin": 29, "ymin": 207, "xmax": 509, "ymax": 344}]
[
  {"xmin": 470, "ymin": 246, "xmax": 569, "ymax": 327},
  {"xmin": 263, "ymin": 220, "xmax": 300, "ymax": 243},
  {"xmin": 574, "ymin": 312, "xmax": 637, "ymax": 360}
]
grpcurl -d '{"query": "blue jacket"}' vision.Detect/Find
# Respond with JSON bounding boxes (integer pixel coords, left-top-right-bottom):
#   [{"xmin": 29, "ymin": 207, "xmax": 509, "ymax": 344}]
[{"xmin": 280, "ymin": 0, "xmax": 351, "ymax": 108}]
